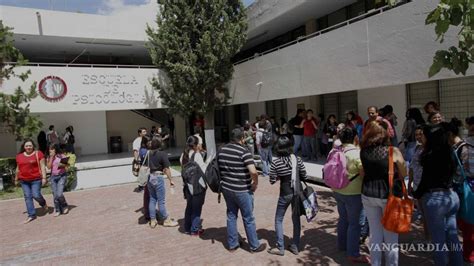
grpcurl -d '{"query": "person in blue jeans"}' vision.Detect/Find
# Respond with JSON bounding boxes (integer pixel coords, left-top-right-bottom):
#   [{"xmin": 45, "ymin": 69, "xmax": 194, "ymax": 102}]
[
  {"xmin": 219, "ymin": 128, "xmax": 266, "ymax": 253},
  {"xmin": 289, "ymin": 109, "xmax": 305, "ymax": 157},
  {"xmin": 267, "ymin": 136, "xmax": 307, "ymax": 256},
  {"xmin": 145, "ymin": 136, "xmax": 178, "ymax": 228},
  {"xmin": 46, "ymin": 144, "xmax": 69, "ymax": 216},
  {"xmin": 180, "ymin": 136, "xmax": 209, "ymax": 236},
  {"xmin": 256, "ymin": 123, "xmax": 272, "ymax": 176},
  {"xmin": 413, "ymin": 123, "xmax": 463, "ymax": 266}
]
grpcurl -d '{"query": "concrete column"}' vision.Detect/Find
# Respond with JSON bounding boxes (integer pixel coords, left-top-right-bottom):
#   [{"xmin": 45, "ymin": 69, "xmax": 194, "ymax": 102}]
[{"xmin": 305, "ymin": 19, "xmax": 317, "ymax": 35}]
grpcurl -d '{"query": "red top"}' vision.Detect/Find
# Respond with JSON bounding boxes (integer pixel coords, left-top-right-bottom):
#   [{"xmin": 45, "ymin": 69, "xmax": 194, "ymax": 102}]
[
  {"xmin": 16, "ymin": 151, "xmax": 44, "ymax": 181},
  {"xmin": 303, "ymin": 118, "xmax": 318, "ymax": 136}
]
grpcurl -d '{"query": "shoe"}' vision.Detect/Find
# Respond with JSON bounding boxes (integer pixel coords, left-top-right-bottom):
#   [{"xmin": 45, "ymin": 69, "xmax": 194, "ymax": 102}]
[
  {"xmin": 348, "ymin": 255, "xmax": 371, "ymax": 264},
  {"xmin": 149, "ymin": 219, "xmax": 158, "ymax": 229},
  {"xmin": 163, "ymin": 217, "xmax": 178, "ymax": 227},
  {"xmin": 288, "ymin": 245, "xmax": 299, "ymax": 255},
  {"xmin": 267, "ymin": 248, "xmax": 284, "ymax": 256},
  {"xmin": 191, "ymin": 229, "xmax": 204, "ymax": 236},
  {"xmin": 53, "ymin": 212, "xmax": 60, "ymax": 217},
  {"xmin": 228, "ymin": 246, "xmax": 239, "ymax": 253},
  {"xmin": 42, "ymin": 204, "xmax": 49, "ymax": 214},
  {"xmin": 24, "ymin": 217, "xmax": 36, "ymax": 224},
  {"xmin": 62, "ymin": 207, "xmax": 69, "ymax": 215},
  {"xmin": 250, "ymin": 243, "xmax": 267, "ymax": 253}
]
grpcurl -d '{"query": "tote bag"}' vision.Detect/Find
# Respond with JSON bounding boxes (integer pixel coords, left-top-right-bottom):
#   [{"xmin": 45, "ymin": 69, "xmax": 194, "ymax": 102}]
[
  {"xmin": 381, "ymin": 146, "xmax": 413, "ymax": 233},
  {"xmin": 137, "ymin": 151, "xmax": 150, "ymax": 186}
]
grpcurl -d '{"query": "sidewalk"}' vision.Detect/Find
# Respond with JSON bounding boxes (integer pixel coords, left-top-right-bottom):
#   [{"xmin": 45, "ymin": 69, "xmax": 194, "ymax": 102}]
[{"xmin": 0, "ymin": 177, "xmax": 434, "ymax": 265}]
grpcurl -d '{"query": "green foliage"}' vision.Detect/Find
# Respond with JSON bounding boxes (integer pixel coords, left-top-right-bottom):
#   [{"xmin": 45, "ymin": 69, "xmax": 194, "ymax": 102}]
[
  {"xmin": 0, "ymin": 20, "xmax": 43, "ymax": 141},
  {"xmin": 146, "ymin": 0, "xmax": 248, "ymax": 119},
  {"xmin": 425, "ymin": 0, "xmax": 473, "ymax": 77}
]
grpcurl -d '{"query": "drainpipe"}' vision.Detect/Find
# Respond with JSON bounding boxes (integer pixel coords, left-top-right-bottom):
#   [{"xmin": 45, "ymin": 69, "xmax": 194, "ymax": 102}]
[{"xmin": 36, "ymin": 12, "xmax": 43, "ymax": 35}]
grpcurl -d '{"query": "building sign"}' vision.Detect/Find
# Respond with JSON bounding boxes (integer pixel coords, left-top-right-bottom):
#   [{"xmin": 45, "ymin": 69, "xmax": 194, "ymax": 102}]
[{"xmin": 38, "ymin": 76, "xmax": 68, "ymax": 102}]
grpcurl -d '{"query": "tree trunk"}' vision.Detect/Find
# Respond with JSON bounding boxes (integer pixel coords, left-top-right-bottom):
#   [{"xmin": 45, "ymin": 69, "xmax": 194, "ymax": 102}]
[{"xmin": 204, "ymin": 112, "xmax": 216, "ymax": 159}]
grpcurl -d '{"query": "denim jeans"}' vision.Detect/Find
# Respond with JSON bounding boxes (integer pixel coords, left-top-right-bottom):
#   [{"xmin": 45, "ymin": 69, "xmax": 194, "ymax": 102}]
[
  {"xmin": 275, "ymin": 194, "xmax": 301, "ymax": 251},
  {"xmin": 359, "ymin": 207, "xmax": 370, "ymax": 238},
  {"xmin": 259, "ymin": 147, "xmax": 272, "ymax": 176},
  {"xmin": 20, "ymin": 179, "xmax": 46, "ymax": 218},
  {"xmin": 421, "ymin": 190, "xmax": 463, "ymax": 266},
  {"xmin": 222, "ymin": 189, "xmax": 260, "ymax": 250},
  {"xmin": 184, "ymin": 190, "xmax": 206, "ymax": 233},
  {"xmin": 147, "ymin": 173, "xmax": 168, "ymax": 220},
  {"xmin": 303, "ymin": 136, "xmax": 316, "ymax": 160},
  {"xmin": 362, "ymin": 195, "xmax": 399, "ymax": 266},
  {"xmin": 50, "ymin": 174, "xmax": 68, "ymax": 213},
  {"xmin": 404, "ymin": 141, "xmax": 416, "ymax": 163},
  {"xmin": 293, "ymin": 135, "xmax": 304, "ymax": 156},
  {"xmin": 334, "ymin": 193, "xmax": 363, "ymax": 257}
]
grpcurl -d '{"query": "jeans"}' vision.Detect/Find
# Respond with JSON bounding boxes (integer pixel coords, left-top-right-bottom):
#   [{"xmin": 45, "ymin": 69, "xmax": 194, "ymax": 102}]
[
  {"xmin": 404, "ymin": 141, "xmax": 416, "ymax": 163},
  {"xmin": 50, "ymin": 174, "xmax": 68, "ymax": 213},
  {"xmin": 334, "ymin": 193, "xmax": 363, "ymax": 257},
  {"xmin": 20, "ymin": 179, "xmax": 46, "ymax": 218},
  {"xmin": 184, "ymin": 190, "xmax": 206, "ymax": 233},
  {"xmin": 303, "ymin": 136, "xmax": 317, "ymax": 160},
  {"xmin": 362, "ymin": 195, "xmax": 399, "ymax": 266},
  {"xmin": 259, "ymin": 147, "xmax": 272, "ymax": 176},
  {"xmin": 293, "ymin": 135, "xmax": 304, "ymax": 156},
  {"xmin": 147, "ymin": 173, "xmax": 168, "ymax": 220},
  {"xmin": 222, "ymin": 189, "xmax": 260, "ymax": 250},
  {"xmin": 360, "ymin": 207, "xmax": 370, "ymax": 238},
  {"xmin": 421, "ymin": 190, "xmax": 463, "ymax": 266},
  {"xmin": 275, "ymin": 194, "xmax": 301, "ymax": 251}
]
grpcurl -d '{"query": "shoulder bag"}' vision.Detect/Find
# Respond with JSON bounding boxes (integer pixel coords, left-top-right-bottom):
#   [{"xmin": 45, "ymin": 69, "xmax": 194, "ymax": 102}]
[
  {"xmin": 137, "ymin": 151, "xmax": 150, "ymax": 186},
  {"xmin": 381, "ymin": 146, "xmax": 413, "ymax": 233},
  {"xmin": 453, "ymin": 147, "xmax": 474, "ymax": 224}
]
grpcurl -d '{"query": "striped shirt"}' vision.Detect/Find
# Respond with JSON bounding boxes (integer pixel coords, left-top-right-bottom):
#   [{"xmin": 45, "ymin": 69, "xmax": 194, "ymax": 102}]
[
  {"xmin": 218, "ymin": 143, "xmax": 254, "ymax": 193},
  {"xmin": 269, "ymin": 156, "xmax": 307, "ymax": 196}
]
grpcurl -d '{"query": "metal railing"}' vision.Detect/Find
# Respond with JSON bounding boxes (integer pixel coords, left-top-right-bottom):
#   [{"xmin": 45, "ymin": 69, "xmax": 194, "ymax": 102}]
[
  {"xmin": 233, "ymin": 1, "xmax": 410, "ymax": 65},
  {"xmin": 5, "ymin": 62, "xmax": 156, "ymax": 69}
]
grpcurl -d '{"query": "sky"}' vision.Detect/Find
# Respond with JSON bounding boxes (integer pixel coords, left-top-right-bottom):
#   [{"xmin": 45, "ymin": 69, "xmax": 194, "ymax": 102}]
[{"xmin": 0, "ymin": 0, "xmax": 255, "ymax": 15}]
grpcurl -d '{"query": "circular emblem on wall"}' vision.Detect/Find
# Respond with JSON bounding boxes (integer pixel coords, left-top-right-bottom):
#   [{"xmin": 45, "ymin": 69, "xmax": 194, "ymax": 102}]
[{"xmin": 38, "ymin": 76, "xmax": 67, "ymax": 102}]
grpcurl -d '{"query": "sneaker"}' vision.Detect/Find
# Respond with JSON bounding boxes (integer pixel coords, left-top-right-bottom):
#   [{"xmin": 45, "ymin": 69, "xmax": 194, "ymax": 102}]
[
  {"xmin": 190, "ymin": 229, "xmax": 204, "ymax": 237},
  {"xmin": 348, "ymin": 255, "xmax": 371, "ymax": 264},
  {"xmin": 53, "ymin": 212, "xmax": 60, "ymax": 217},
  {"xmin": 250, "ymin": 243, "xmax": 267, "ymax": 253},
  {"xmin": 228, "ymin": 245, "xmax": 240, "ymax": 253},
  {"xmin": 24, "ymin": 217, "xmax": 36, "ymax": 224},
  {"xmin": 163, "ymin": 217, "xmax": 178, "ymax": 227},
  {"xmin": 62, "ymin": 207, "xmax": 69, "ymax": 215},
  {"xmin": 149, "ymin": 219, "xmax": 158, "ymax": 229},
  {"xmin": 267, "ymin": 248, "xmax": 284, "ymax": 256},
  {"xmin": 288, "ymin": 244, "xmax": 299, "ymax": 255}
]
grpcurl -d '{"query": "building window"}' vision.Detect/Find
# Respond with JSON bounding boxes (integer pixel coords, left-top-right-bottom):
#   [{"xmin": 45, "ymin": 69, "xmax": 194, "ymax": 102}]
[
  {"xmin": 321, "ymin": 91, "xmax": 358, "ymax": 122},
  {"xmin": 266, "ymin": 99, "xmax": 288, "ymax": 121}
]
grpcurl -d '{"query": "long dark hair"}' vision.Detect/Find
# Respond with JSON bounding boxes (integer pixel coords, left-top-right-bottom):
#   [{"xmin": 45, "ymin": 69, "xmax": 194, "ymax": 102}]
[
  {"xmin": 48, "ymin": 144, "xmax": 62, "ymax": 157},
  {"xmin": 140, "ymin": 136, "xmax": 150, "ymax": 149},
  {"xmin": 19, "ymin": 138, "xmax": 36, "ymax": 153},
  {"xmin": 406, "ymin": 108, "xmax": 425, "ymax": 125},
  {"xmin": 275, "ymin": 136, "xmax": 293, "ymax": 157},
  {"xmin": 181, "ymin": 136, "xmax": 199, "ymax": 165},
  {"xmin": 420, "ymin": 123, "xmax": 455, "ymax": 174}
]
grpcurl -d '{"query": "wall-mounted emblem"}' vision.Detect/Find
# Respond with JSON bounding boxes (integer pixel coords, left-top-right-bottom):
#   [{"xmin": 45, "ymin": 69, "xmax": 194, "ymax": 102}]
[{"xmin": 38, "ymin": 76, "xmax": 67, "ymax": 102}]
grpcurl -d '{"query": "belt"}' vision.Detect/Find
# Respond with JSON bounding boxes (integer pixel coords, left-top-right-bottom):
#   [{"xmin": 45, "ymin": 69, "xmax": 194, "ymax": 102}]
[
  {"xmin": 150, "ymin": 171, "xmax": 164, "ymax": 175},
  {"xmin": 428, "ymin": 188, "xmax": 452, "ymax": 193}
]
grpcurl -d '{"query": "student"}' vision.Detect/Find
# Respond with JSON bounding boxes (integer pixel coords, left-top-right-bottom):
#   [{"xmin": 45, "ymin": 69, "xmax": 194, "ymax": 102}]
[
  {"xmin": 300, "ymin": 109, "xmax": 318, "ymax": 161},
  {"xmin": 180, "ymin": 136, "xmax": 208, "ymax": 236},
  {"xmin": 322, "ymin": 114, "xmax": 338, "ymax": 157},
  {"xmin": 15, "ymin": 139, "xmax": 48, "ymax": 224},
  {"xmin": 289, "ymin": 109, "xmax": 306, "ymax": 156},
  {"xmin": 362, "ymin": 106, "xmax": 394, "ymax": 138},
  {"xmin": 423, "ymin": 101, "xmax": 439, "ymax": 115},
  {"xmin": 267, "ymin": 136, "xmax": 307, "ymax": 256},
  {"xmin": 47, "ymin": 144, "xmax": 69, "ymax": 217},
  {"xmin": 256, "ymin": 121, "xmax": 272, "ymax": 177},
  {"xmin": 243, "ymin": 123, "xmax": 255, "ymax": 156},
  {"xmin": 46, "ymin": 125, "xmax": 60, "ymax": 147},
  {"xmin": 63, "ymin": 126, "xmax": 75, "ymax": 154},
  {"xmin": 402, "ymin": 108, "xmax": 425, "ymax": 163},
  {"xmin": 427, "ymin": 111, "xmax": 443, "ymax": 125}
]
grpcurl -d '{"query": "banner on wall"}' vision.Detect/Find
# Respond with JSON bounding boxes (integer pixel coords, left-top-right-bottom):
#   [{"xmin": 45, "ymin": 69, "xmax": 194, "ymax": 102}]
[{"xmin": 1, "ymin": 66, "xmax": 165, "ymax": 113}]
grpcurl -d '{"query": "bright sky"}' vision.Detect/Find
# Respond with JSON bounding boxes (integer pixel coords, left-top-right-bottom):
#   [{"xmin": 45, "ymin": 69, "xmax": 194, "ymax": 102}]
[{"xmin": 0, "ymin": 0, "xmax": 255, "ymax": 14}]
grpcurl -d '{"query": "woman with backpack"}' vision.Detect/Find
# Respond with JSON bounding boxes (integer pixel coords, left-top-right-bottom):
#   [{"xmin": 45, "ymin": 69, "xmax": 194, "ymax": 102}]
[
  {"xmin": 267, "ymin": 136, "xmax": 307, "ymax": 256},
  {"xmin": 180, "ymin": 135, "xmax": 208, "ymax": 236},
  {"xmin": 146, "ymin": 136, "xmax": 178, "ymax": 228},
  {"xmin": 47, "ymin": 144, "xmax": 69, "ymax": 217},
  {"xmin": 360, "ymin": 120, "xmax": 407, "ymax": 266},
  {"xmin": 331, "ymin": 127, "xmax": 370, "ymax": 264}
]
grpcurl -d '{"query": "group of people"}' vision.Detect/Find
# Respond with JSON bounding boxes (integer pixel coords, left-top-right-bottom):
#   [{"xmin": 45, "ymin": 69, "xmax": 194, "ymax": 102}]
[{"xmin": 37, "ymin": 124, "xmax": 76, "ymax": 155}]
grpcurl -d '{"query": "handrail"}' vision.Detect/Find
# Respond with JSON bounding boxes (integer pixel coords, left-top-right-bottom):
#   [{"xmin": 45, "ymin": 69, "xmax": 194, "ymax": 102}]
[
  {"xmin": 5, "ymin": 62, "xmax": 156, "ymax": 69},
  {"xmin": 233, "ymin": 1, "xmax": 409, "ymax": 65}
]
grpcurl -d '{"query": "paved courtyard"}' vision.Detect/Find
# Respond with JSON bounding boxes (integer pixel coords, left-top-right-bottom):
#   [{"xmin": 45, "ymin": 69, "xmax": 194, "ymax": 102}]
[{"xmin": 0, "ymin": 177, "xmax": 435, "ymax": 265}]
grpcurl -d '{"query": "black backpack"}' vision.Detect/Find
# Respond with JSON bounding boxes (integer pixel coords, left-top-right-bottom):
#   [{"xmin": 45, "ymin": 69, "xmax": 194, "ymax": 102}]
[
  {"xmin": 181, "ymin": 152, "xmax": 207, "ymax": 196},
  {"xmin": 261, "ymin": 131, "xmax": 272, "ymax": 148},
  {"xmin": 204, "ymin": 150, "xmax": 221, "ymax": 193}
]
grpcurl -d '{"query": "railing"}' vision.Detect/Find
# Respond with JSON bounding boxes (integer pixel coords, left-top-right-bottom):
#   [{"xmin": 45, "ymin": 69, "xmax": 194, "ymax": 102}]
[
  {"xmin": 5, "ymin": 62, "xmax": 157, "ymax": 69},
  {"xmin": 233, "ymin": 1, "xmax": 410, "ymax": 65}
]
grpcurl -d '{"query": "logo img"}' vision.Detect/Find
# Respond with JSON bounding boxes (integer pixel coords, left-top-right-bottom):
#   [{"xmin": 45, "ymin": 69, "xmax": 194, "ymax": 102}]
[{"xmin": 38, "ymin": 76, "xmax": 67, "ymax": 102}]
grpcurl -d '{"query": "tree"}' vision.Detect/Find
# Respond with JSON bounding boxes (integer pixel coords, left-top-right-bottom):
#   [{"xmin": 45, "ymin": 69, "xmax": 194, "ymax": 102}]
[
  {"xmin": 146, "ymin": 0, "xmax": 247, "ymax": 155},
  {"xmin": 0, "ymin": 20, "xmax": 42, "ymax": 141},
  {"xmin": 425, "ymin": 0, "xmax": 473, "ymax": 77}
]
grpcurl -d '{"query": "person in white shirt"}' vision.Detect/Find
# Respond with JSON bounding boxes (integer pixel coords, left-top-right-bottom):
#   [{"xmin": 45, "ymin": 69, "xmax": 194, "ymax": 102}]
[{"xmin": 133, "ymin": 127, "xmax": 147, "ymax": 161}]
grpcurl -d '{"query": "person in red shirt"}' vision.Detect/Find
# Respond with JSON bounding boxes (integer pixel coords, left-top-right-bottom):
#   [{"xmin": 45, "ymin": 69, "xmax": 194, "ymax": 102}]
[
  {"xmin": 15, "ymin": 139, "xmax": 48, "ymax": 223},
  {"xmin": 299, "ymin": 109, "xmax": 319, "ymax": 161}
]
